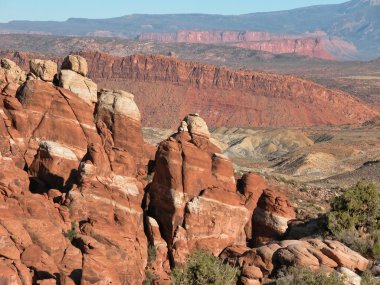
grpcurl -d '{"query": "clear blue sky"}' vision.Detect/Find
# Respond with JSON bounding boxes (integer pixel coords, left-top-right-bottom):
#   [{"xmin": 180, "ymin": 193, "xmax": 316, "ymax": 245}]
[{"xmin": 0, "ymin": 0, "xmax": 347, "ymax": 23}]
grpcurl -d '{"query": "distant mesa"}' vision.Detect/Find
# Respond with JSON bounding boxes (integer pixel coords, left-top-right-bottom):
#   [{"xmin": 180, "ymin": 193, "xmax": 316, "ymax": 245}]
[{"xmin": 0, "ymin": 0, "xmax": 378, "ymax": 60}]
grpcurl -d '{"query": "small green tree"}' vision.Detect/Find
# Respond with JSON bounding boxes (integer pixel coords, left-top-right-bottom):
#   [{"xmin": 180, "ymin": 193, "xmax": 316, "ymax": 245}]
[
  {"xmin": 171, "ymin": 250, "xmax": 240, "ymax": 285},
  {"xmin": 328, "ymin": 182, "xmax": 380, "ymax": 233},
  {"xmin": 328, "ymin": 182, "xmax": 380, "ymax": 258}
]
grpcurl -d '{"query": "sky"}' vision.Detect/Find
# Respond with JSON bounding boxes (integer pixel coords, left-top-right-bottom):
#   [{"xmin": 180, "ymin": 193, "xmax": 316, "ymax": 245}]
[{"xmin": 0, "ymin": 0, "xmax": 348, "ymax": 23}]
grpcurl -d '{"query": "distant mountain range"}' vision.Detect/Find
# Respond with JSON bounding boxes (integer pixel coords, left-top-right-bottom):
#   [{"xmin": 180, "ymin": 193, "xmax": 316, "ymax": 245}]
[{"xmin": 0, "ymin": 0, "xmax": 379, "ymax": 60}]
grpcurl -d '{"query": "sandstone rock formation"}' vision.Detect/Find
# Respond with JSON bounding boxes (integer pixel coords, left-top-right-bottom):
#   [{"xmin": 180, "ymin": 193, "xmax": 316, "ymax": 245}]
[
  {"xmin": 0, "ymin": 54, "xmax": 372, "ymax": 285},
  {"xmin": 59, "ymin": 55, "xmax": 97, "ymax": 105},
  {"xmin": 148, "ymin": 115, "xmax": 250, "ymax": 266},
  {"xmin": 61, "ymin": 54, "xmax": 88, "ymax": 77},
  {"xmin": 96, "ymin": 88, "xmax": 144, "ymax": 169},
  {"xmin": 29, "ymin": 59, "xmax": 57, "ymax": 82},
  {"xmin": 253, "ymin": 189, "xmax": 296, "ymax": 245},
  {"xmin": 238, "ymin": 173, "xmax": 268, "ymax": 243},
  {"xmin": 0, "ymin": 56, "xmax": 149, "ymax": 284},
  {"xmin": 0, "ymin": 58, "xmax": 26, "ymax": 96},
  {"xmin": 221, "ymin": 239, "xmax": 369, "ymax": 284}
]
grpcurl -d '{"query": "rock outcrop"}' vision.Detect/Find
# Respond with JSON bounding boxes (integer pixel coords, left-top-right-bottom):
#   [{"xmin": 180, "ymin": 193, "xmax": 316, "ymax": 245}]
[
  {"xmin": 238, "ymin": 173, "xmax": 268, "ymax": 243},
  {"xmin": 96, "ymin": 88, "xmax": 145, "ymax": 170},
  {"xmin": 29, "ymin": 59, "xmax": 57, "ymax": 82},
  {"xmin": 253, "ymin": 189, "xmax": 296, "ymax": 245},
  {"xmin": 0, "ymin": 58, "xmax": 26, "ymax": 96},
  {"xmin": 0, "ymin": 56, "xmax": 149, "ymax": 284},
  {"xmin": 61, "ymin": 54, "xmax": 88, "ymax": 77},
  {"xmin": 59, "ymin": 55, "xmax": 97, "ymax": 105},
  {"xmin": 148, "ymin": 115, "xmax": 249, "ymax": 266},
  {"xmin": 221, "ymin": 239, "xmax": 369, "ymax": 284}
]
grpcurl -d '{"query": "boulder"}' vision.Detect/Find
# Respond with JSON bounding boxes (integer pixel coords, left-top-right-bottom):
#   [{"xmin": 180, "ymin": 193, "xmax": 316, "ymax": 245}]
[
  {"xmin": 253, "ymin": 188, "xmax": 296, "ymax": 245},
  {"xmin": 320, "ymin": 240, "xmax": 369, "ymax": 272},
  {"xmin": 61, "ymin": 55, "xmax": 88, "ymax": 76},
  {"xmin": 0, "ymin": 58, "xmax": 26, "ymax": 83},
  {"xmin": 337, "ymin": 267, "xmax": 361, "ymax": 285},
  {"xmin": 59, "ymin": 69, "xmax": 97, "ymax": 105},
  {"xmin": 222, "ymin": 239, "xmax": 369, "ymax": 283},
  {"xmin": 0, "ymin": 58, "xmax": 26, "ymax": 96},
  {"xmin": 29, "ymin": 59, "xmax": 57, "ymax": 82},
  {"xmin": 183, "ymin": 113, "xmax": 210, "ymax": 138}
]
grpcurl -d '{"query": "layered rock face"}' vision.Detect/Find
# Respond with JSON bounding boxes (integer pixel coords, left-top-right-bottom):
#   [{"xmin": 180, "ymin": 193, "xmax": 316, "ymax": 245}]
[
  {"xmin": 138, "ymin": 30, "xmax": 357, "ymax": 60},
  {"xmin": 76, "ymin": 51, "xmax": 379, "ymax": 128},
  {"xmin": 0, "ymin": 55, "xmax": 149, "ymax": 284}
]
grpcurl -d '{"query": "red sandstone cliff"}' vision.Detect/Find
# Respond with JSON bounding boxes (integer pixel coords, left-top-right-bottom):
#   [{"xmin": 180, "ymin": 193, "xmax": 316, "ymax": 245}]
[
  {"xmin": 77, "ymin": 51, "xmax": 378, "ymax": 128},
  {"xmin": 138, "ymin": 30, "xmax": 357, "ymax": 60}
]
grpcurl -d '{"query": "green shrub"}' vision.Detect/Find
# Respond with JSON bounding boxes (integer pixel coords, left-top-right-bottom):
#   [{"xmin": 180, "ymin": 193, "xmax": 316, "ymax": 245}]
[
  {"xmin": 171, "ymin": 250, "xmax": 240, "ymax": 285},
  {"xmin": 64, "ymin": 221, "xmax": 77, "ymax": 241},
  {"xmin": 361, "ymin": 271, "xmax": 380, "ymax": 285},
  {"xmin": 327, "ymin": 182, "xmax": 380, "ymax": 258},
  {"xmin": 372, "ymin": 230, "xmax": 380, "ymax": 258},
  {"xmin": 142, "ymin": 270, "xmax": 157, "ymax": 285},
  {"xmin": 328, "ymin": 182, "xmax": 380, "ymax": 234},
  {"xmin": 276, "ymin": 266, "xmax": 346, "ymax": 285},
  {"xmin": 147, "ymin": 244, "xmax": 157, "ymax": 267},
  {"xmin": 144, "ymin": 174, "xmax": 153, "ymax": 182}
]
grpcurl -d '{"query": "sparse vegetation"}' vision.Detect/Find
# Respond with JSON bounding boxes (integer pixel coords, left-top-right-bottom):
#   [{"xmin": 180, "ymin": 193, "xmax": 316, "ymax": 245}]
[
  {"xmin": 147, "ymin": 244, "xmax": 157, "ymax": 267},
  {"xmin": 299, "ymin": 184, "xmax": 308, "ymax": 192},
  {"xmin": 144, "ymin": 174, "xmax": 153, "ymax": 183},
  {"xmin": 64, "ymin": 221, "xmax": 77, "ymax": 241},
  {"xmin": 278, "ymin": 176, "xmax": 297, "ymax": 186},
  {"xmin": 361, "ymin": 271, "xmax": 380, "ymax": 285},
  {"xmin": 171, "ymin": 250, "xmax": 240, "ymax": 285},
  {"xmin": 276, "ymin": 266, "xmax": 346, "ymax": 285},
  {"xmin": 327, "ymin": 181, "xmax": 380, "ymax": 258},
  {"xmin": 142, "ymin": 270, "xmax": 158, "ymax": 285}
]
